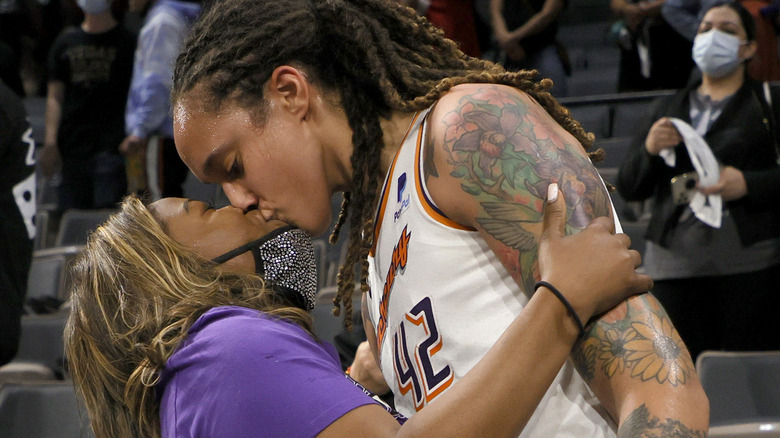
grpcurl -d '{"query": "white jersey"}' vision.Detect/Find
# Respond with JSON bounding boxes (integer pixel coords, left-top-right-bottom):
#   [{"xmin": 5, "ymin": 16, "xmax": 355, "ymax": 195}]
[{"xmin": 366, "ymin": 108, "xmax": 617, "ymax": 437}]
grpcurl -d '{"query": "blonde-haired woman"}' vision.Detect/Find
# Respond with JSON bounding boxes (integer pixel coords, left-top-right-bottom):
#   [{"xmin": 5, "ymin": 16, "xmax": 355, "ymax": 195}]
[{"xmin": 65, "ymin": 188, "xmax": 649, "ymax": 437}]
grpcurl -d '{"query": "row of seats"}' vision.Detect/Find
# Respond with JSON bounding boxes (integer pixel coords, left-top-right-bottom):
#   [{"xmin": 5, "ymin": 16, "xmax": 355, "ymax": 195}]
[{"xmin": 561, "ymin": 90, "xmax": 674, "ymax": 140}]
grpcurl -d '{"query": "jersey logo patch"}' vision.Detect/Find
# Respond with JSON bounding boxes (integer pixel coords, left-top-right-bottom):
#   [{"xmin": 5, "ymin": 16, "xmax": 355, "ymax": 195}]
[{"xmin": 393, "ymin": 172, "xmax": 410, "ymax": 223}]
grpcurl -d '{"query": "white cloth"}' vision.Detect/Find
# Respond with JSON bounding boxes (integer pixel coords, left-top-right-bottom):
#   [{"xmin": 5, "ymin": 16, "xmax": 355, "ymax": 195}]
[{"xmin": 660, "ymin": 118, "xmax": 722, "ymax": 228}]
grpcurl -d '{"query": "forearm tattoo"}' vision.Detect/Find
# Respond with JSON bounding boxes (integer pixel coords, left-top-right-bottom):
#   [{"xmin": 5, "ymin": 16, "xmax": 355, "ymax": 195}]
[
  {"xmin": 573, "ymin": 294, "xmax": 696, "ymax": 385},
  {"xmin": 618, "ymin": 404, "xmax": 706, "ymax": 438},
  {"xmin": 433, "ymin": 87, "xmax": 610, "ymax": 293}
]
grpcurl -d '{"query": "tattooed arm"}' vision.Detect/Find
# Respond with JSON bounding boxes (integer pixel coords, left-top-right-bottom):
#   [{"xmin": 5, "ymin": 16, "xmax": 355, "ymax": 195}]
[{"xmin": 424, "ymin": 83, "xmax": 709, "ymax": 437}]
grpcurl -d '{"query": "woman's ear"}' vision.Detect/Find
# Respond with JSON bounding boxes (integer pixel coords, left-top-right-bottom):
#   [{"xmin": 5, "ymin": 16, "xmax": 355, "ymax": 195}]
[
  {"xmin": 742, "ymin": 40, "xmax": 758, "ymax": 61},
  {"xmin": 268, "ymin": 66, "xmax": 311, "ymax": 121}
]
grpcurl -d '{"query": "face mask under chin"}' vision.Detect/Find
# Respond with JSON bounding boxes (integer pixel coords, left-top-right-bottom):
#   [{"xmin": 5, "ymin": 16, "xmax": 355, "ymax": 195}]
[{"xmin": 211, "ymin": 226, "xmax": 318, "ymax": 311}]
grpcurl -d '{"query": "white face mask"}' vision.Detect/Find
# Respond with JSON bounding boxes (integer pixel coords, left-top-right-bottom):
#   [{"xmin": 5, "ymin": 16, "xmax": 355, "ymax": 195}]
[
  {"xmin": 77, "ymin": 0, "xmax": 111, "ymax": 15},
  {"xmin": 692, "ymin": 28, "xmax": 746, "ymax": 78}
]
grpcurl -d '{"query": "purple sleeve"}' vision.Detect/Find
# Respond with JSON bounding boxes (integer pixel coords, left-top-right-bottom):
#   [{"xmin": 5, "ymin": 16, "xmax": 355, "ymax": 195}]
[{"xmin": 158, "ymin": 306, "xmax": 377, "ymax": 437}]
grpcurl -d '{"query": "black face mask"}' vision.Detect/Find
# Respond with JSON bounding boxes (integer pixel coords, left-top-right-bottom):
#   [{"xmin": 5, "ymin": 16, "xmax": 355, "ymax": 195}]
[{"xmin": 211, "ymin": 226, "xmax": 317, "ymax": 310}]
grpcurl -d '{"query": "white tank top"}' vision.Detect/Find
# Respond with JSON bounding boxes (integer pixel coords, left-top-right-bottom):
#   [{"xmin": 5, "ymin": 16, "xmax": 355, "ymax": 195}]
[{"xmin": 366, "ymin": 108, "xmax": 617, "ymax": 437}]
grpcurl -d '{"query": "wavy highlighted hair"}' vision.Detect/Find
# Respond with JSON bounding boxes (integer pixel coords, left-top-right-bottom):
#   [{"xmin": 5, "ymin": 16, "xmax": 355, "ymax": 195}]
[{"xmin": 64, "ymin": 195, "xmax": 311, "ymax": 437}]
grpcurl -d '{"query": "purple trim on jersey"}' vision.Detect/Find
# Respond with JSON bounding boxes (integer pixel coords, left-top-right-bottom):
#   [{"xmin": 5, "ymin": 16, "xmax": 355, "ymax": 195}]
[{"xmin": 157, "ymin": 306, "xmax": 378, "ymax": 437}]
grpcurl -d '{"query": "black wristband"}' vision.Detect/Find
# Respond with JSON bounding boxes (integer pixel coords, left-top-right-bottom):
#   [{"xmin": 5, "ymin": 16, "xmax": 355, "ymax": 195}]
[{"xmin": 535, "ymin": 280, "xmax": 585, "ymax": 339}]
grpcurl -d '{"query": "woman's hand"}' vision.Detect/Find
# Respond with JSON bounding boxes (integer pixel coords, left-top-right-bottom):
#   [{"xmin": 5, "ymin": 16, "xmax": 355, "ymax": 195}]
[
  {"xmin": 348, "ymin": 341, "xmax": 390, "ymax": 396},
  {"xmin": 537, "ymin": 184, "xmax": 652, "ymax": 326},
  {"xmin": 644, "ymin": 117, "xmax": 682, "ymax": 155},
  {"xmin": 699, "ymin": 165, "xmax": 748, "ymax": 201}
]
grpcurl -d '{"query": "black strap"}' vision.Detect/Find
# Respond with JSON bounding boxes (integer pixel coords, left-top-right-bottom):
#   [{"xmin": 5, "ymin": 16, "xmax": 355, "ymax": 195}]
[
  {"xmin": 210, "ymin": 225, "xmax": 296, "ymax": 267},
  {"xmin": 752, "ymin": 81, "xmax": 780, "ymax": 165}
]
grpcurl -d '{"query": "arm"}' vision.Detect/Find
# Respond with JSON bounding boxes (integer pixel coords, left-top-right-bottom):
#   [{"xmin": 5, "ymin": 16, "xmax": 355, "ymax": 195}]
[
  {"xmin": 322, "ymin": 184, "xmax": 650, "ymax": 437},
  {"xmin": 616, "ymin": 101, "xmax": 678, "ymax": 202},
  {"xmin": 424, "ymin": 84, "xmax": 709, "ymax": 436},
  {"xmin": 660, "ymin": 0, "xmax": 702, "ymax": 41},
  {"xmin": 125, "ymin": 14, "xmax": 183, "ymax": 140},
  {"xmin": 490, "ymin": 0, "xmax": 565, "ymax": 47},
  {"xmin": 41, "ymin": 80, "xmax": 64, "ymax": 177}
]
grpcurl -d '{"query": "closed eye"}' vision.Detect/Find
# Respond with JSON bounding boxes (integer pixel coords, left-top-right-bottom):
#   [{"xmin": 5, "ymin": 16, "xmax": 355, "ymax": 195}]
[{"xmin": 227, "ymin": 158, "xmax": 243, "ymax": 181}]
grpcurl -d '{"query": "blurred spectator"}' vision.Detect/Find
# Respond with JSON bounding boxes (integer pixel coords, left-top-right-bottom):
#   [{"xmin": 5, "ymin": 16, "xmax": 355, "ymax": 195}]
[
  {"xmin": 664, "ymin": 0, "xmax": 780, "ymax": 80},
  {"xmin": 617, "ymin": 2, "xmax": 780, "ymax": 361},
  {"xmin": 611, "ymin": 0, "xmax": 694, "ymax": 91},
  {"xmin": 120, "ymin": 0, "xmax": 200, "ymax": 198},
  {"xmin": 0, "ymin": 81, "xmax": 36, "ymax": 366},
  {"xmin": 397, "ymin": 0, "xmax": 482, "ymax": 58},
  {"xmin": 0, "ymin": 40, "xmax": 24, "ymax": 96},
  {"xmin": 41, "ymin": 0, "xmax": 135, "ymax": 211},
  {"xmin": 489, "ymin": 0, "xmax": 569, "ymax": 97}
]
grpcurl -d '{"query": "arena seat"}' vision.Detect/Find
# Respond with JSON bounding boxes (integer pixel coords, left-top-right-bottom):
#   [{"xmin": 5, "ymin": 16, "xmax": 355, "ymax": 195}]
[
  {"xmin": 593, "ymin": 136, "xmax": 633, "ymax": 168},
  {"xmin": 54, "ymin": 209, "xmax": 115, "ymax": 247},
  {"xmin": 0, "ymin": 380, "xmax": 93, "ymax": 438},
  {"xmin": 697, "ymin": 351, "xmax": 780, "ymax": 427}
]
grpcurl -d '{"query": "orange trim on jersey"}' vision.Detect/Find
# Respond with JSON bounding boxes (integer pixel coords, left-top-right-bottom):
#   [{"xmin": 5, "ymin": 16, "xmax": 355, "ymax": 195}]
[
  {"xmin": 413, "ymin": 116, "xmax": 476, "ymax": 231},
  {"xmin": 370, "ymin": 111, "xmax": 422, "ymax": 257}
]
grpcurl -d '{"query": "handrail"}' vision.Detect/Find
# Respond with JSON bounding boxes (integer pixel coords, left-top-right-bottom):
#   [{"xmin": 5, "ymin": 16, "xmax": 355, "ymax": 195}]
[{"xmin": 558, "ymin": 89, "xmax": 676, "ymax": 107}]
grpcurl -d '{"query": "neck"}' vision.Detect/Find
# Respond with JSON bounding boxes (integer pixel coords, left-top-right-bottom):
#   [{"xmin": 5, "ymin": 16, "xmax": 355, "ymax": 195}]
[
  {"xmin": 379, "ymin": 111, "xmax": 418, "ymax": 174},
  {"xmin": 699, "ymin": 68, "xmax": 745, "ymax": 101},
  {"xmin": 82, "ymin": 12, "xmax": 117, "ymax": 33}
]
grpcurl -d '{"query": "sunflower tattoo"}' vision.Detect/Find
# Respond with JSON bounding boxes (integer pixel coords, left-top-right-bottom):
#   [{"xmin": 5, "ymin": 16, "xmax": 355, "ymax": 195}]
[
  {"xmin": 624, "ymin": 313, "xmax": 694, "ymax": 385},
  {"xmin": 578, "ymin": 296, "xmax": 696, "ymax": 386}
]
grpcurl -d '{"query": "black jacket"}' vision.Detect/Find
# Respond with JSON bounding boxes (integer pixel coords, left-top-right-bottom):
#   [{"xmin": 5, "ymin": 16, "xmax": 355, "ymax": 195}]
[{"xmin": 617, "ymin": 78, "xmax": 780, "ymax": 247}]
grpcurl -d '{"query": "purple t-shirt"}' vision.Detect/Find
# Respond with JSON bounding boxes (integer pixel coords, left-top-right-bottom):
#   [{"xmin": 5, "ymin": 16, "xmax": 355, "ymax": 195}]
[{"xmin": 157, "ymin": 306, "xmax": 377, "ymax": 437}]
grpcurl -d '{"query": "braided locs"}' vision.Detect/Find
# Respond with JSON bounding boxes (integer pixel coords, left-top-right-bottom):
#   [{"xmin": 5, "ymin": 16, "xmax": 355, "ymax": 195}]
[{"xmin": 172, "ymin": 0, "xmax": 598, "ymax": 330}]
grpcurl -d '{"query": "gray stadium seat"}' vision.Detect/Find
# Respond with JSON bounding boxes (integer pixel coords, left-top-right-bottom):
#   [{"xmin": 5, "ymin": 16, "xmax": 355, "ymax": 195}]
[
  {"xmin": 14, "ymin": 313, "xmax": 68, "ymax": 375},
  {"xmin": 593, "ymin": 136, "xmax": 633, "ymax": 168},
  {"xmin": 26, "ymin": 254, "xmax": 66, "ymax": 302},
  {"xmin": 696, "ymin": 351, "xmax": 780, "ymax": 427},
  {"xmin": 569, "ymin": 103, "xmax": 611, "ymax": 139},
  {"xmin": 0, "ymin": 380, "xmax": 93, "ymax": 438},
  {"xmin": 709, "ymin": 422, "xmax": 780, "ymax": 437},
  {"xmin": 566, "ymin": 68, "xmax": 618, "ymax": 98},
  {"xmin": 0, "ymin": 362, "xmax": 56, "ymax": 385},
  {"xmin": 54, "ymin": 209, "xmax": 115, "ymax": 247},
  {"xmin": 611, "ymin": 100, "xmax": 654, "ymax": 138}
]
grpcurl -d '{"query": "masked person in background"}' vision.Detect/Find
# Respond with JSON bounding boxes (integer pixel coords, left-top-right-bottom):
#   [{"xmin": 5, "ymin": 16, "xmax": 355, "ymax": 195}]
[
  {"xmin": 41, "ymin": 0, "xmax": 136, "ymax": 211},
  {"xmin": 618, "ymin": 1, "xmax": 780, "ymax": 361}
]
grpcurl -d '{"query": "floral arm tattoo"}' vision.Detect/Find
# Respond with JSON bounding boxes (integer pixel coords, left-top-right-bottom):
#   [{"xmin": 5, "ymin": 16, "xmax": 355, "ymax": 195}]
[{"xmin": 431, "ymin": 86, "xmax": 706, "ymax": 436}]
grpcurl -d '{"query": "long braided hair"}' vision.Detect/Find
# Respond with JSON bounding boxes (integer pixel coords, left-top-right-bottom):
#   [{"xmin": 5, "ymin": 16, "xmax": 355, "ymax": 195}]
[{"xmin": 172, "ymin": 0, "xmax": 598, "ymax": 330}]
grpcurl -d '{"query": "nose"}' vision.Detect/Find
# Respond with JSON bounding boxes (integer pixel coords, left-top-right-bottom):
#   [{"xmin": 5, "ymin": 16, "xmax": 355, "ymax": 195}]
[{"xmin": 222, "ymin": 182, "xmax": 259, "ymax": 212}]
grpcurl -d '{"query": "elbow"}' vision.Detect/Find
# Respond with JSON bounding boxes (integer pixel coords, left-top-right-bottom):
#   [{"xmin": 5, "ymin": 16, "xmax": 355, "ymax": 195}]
[{"xmin": 684, "ymin": 377, "xmax": 712, "ymax": 434}]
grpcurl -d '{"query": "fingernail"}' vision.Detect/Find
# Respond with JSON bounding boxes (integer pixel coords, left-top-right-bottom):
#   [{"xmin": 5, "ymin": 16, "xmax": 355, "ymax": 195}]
[{"xmin": 547, "ymin": 183, "xmax": 558, "ymax": 202}]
